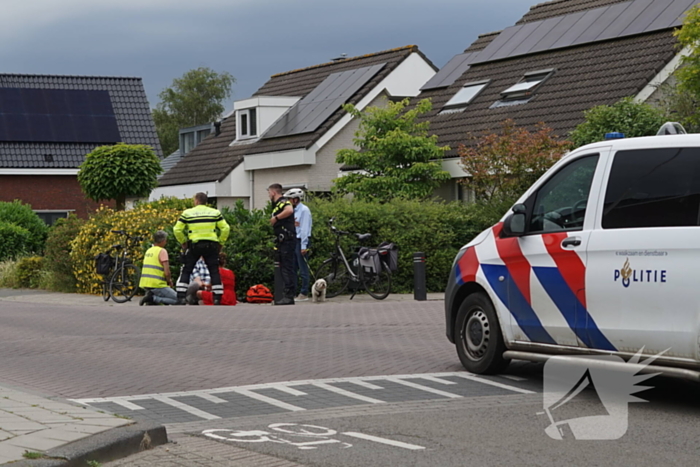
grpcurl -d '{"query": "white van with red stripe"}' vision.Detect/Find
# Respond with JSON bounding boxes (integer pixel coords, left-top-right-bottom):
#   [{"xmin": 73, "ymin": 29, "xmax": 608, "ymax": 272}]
[{"xmin": 445, "ymin": 132, "xmax": 700, "ymax": 382}]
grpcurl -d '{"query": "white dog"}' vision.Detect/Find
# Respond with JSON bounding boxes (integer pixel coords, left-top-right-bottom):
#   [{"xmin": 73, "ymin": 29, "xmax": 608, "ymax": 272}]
[{"xmin": 311, "ymin": 279, "xmax": 327, "ymax": 303}]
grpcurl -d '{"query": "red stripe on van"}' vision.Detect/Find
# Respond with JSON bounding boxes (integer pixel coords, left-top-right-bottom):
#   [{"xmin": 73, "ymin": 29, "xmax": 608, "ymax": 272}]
[{"xmin": 543, "ymin": 232, "xmax": 587, "ymax": 309}]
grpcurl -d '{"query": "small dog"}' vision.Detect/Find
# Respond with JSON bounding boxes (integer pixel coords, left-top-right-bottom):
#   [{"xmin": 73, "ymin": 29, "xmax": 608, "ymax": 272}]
[{"xmin": 311, "ymin": 279, "xmax": 327, "ymax": 303}]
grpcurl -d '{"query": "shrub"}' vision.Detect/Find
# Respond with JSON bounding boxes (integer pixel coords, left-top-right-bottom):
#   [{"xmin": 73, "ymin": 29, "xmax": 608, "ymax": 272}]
[
  {"xmin": 43, "ymin": 215, "xmax": 86, "ymax": 292},
  {"xmin": 70, "ymin": 198, "xmax": 187, "ymax": 294},
  {"xmin": 0, "ymin": 260, "xmax": 20, "ymax": 288},
  {"xmin": 306, "ymin": 197, "xmax": 493, "ymax": 293},
  {"xmin": 0, "ymin": 221, "xmax": 32, "ymax": 262},
  {"xmin": 0, "ymin": 201, "xmax": 48, "ymax": 254},
  {"xmin": 221, "ymin": 202, "xmax": 275, "ymax": 298},
  {"xmin": 15, "ymin": 256, "xmax": 44, "ymax": 288}
]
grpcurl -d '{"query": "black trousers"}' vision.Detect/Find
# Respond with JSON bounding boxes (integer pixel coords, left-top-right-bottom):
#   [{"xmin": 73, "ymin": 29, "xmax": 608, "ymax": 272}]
[
  {"xmin": 278, "ymin": 239, "xmax": 297, "ymax": 299},
  {"xmin": 176, "ymin": 241, "xmax": 223, "ymax": 299}
]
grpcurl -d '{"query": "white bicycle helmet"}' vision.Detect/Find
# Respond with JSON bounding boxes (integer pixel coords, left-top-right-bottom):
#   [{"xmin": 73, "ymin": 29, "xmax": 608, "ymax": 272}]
[{"xmin": 284, "ymin": 188, "xmax": 304, "ymax": 200}]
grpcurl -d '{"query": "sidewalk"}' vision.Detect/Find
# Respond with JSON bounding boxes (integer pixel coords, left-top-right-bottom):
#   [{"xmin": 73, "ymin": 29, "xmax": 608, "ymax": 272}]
[{"xmin": 0, "ymin": 288, "xmax": 444, "ymax": 307}]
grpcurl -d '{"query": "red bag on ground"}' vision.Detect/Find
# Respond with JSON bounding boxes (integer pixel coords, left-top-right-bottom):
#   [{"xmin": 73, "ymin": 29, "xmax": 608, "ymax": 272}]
[
  {"xmin": 246, "ymin": 284, "xmax": 273, "ymax": 303},
  {"xmin": 202, "ymin": 267, "xmax": 237, "ymax": 306}
]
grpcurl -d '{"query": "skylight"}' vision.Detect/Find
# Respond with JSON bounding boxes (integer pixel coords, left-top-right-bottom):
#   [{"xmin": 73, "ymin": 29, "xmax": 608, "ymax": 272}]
[
  {"xmin": 440, "ymin": 81, "xmax": 489, "ymax": 113},
  {"xmin": 500, "ymin": 69, "xmax": 553, "ymax": 101}
]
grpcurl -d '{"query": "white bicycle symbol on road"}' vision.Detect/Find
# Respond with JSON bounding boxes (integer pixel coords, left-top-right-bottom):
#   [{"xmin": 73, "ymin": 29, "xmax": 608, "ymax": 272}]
[{"xmin": 203, "ymin": 423, "xmax": 425, "ymax": 451}]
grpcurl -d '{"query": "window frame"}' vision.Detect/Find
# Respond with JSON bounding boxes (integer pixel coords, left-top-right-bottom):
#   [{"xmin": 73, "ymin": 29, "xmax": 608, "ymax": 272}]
[
  {"xmin": 499, "ymin": 69, "xmax": 554, "ymax": 102},
  {"xmin": 440, "ymin": 80, "xmax": 490, "ymax": 113},
  {"xmin": 238, "ymin": 108, "xmax": 258, "ymax": 139}
]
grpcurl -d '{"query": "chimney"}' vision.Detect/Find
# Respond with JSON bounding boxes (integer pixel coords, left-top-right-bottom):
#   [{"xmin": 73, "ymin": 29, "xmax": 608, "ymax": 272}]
[{"xmin": 214, "ymin": 121, "xmax": 221, "ymax": 136}]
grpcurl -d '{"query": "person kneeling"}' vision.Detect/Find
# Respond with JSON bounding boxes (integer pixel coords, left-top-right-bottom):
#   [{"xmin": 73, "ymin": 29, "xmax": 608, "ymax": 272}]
[
  {"xmin": 140, "ymin": 230, "xmax": 178, "ymax": 305},
  {"xmin": 198, "ymin": 253, "xmax": 236, "ymax": 306}
]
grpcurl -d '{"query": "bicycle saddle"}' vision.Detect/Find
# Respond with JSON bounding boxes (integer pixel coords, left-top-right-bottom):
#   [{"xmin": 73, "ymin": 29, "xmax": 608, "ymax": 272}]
[{"xmin": 355, "ymin": 233, "xmax": 371, "ymax": 241}]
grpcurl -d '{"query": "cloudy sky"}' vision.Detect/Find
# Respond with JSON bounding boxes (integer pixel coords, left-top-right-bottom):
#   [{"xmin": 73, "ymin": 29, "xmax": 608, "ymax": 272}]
[{"xmin": 1, "ymin": 0, "xmax": 530, "ymax": 109}]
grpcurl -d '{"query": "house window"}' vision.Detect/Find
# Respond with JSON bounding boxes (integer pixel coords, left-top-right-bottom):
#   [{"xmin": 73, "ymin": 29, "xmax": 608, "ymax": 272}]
[
  {"xmin": 239, "ymin": 108, "xmax": 257, "ymax": 138},
  {"xmin": 196, "ymin": 128, "xmax": 211, "ymax": 144},
  {"xmin": 440, "ymin": 81, "xmax": 489, "ymax": 114},
  {"xmin": 181, "ymin": 132, "xmax": 195, "ymax": 154},
  {"xmin": 499, "ymin": 69, "xmax": 554, "ymax": 101},
  {"xmin": 35, "ymin": 211, "xmax": 71, "ymax": 226}
]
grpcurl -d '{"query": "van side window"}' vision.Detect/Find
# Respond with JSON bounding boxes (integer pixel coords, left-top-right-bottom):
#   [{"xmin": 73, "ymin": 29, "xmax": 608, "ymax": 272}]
[
  {"xmin": 603, "ymin": 148, "xmax": 700, "ymax": 229},
  {"xmin": 529, "ymin": 155, "xmax": 599, "ymax": 234}
]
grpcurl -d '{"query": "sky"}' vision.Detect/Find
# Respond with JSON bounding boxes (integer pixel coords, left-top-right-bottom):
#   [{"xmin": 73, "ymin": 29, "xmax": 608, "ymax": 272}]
[{"xmin": 0, "ymin": 0, "xmax": 530, "ymax": 110}]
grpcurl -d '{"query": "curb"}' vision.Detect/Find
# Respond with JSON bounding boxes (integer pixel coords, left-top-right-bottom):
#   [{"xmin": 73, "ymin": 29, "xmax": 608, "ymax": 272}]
[{"xmin": 3, "ymin": 420, "xmax": 168, "ymax": 467}]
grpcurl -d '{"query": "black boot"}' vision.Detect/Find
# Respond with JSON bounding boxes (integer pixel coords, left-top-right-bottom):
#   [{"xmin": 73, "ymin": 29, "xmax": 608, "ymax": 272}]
[
  {"xmin": 214, "ymin": 296, "xmax": 222, "ymax": 305},
  {"xmin": 139, "ymin": 290, "xmax": 154, "ymax": 306}
]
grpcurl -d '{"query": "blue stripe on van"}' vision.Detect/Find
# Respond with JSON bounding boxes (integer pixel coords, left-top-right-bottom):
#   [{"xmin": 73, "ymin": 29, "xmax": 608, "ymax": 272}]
[
  {"xmin": 532, "ymin": 266, "xmax": 616, "ymax": 351},
  {"xmin": 481, "ymin": 264, "xmax": 556, "ymax": 345}
]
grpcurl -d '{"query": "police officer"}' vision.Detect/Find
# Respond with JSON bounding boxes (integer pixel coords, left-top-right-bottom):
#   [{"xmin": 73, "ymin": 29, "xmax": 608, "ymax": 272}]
[
  {"xmin": 268, "ymin": 183, "xmax": 296, "ymax": 305},
  {"xmin": 174, "ymin": 192, "xmax": 230, "ymax": 305}
]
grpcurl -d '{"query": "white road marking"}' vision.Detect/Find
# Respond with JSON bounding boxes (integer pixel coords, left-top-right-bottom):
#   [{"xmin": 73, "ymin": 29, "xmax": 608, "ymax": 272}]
[
  {"xmin": 111, "ymin": 398, "xmax": 144, "ymax": 410},
  {"xmin": 269, "ymin": 385, "xmax": 307, "ymax": 396},
  {"xmin": 342, "ymin": 432, "xmax": 425, "ymax": 450},
  {"xmin": 311, "ymin": 382, "xmax": 385, "ymax": 404},
  {"xmin": 452, "ymin": 373, "xmax": 535, "ymax": 394},
  {"xmin": 232, "ymin": 389, "xmax": 306, "ymax": 412},
  {"xmin": 348, "ymin": 380, "xmax": 384, "ymax": 390},
  {"xmin": 417, "ymin": 375, "xmax": 457, "ymax": 385},
  {"xmin": 195, "ymin": 392, "xmax": 228, "ymax": 404},
  {"xmin": 501, "ymin": 375, "xmax": 527, "ymax": 382},
  {"xmin": 152, "ymin": 396, "xmax": 220, "ymax": 420},
  {"xmin": 385, "ymin": 378, "xmax": 462, "ymax": 398}
]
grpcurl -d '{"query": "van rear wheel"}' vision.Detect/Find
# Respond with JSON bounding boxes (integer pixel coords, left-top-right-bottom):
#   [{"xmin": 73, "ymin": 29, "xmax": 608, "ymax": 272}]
[{"xmin": 455, "ymin": 293, "xmax": 509, "ymax": 374}]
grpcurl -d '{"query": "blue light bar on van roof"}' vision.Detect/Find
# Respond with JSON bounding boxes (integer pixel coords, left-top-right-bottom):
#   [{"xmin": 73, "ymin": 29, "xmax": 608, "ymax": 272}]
[{"xmin": 605, "ymin": 132, "xmax": 625, "ymax": 140}]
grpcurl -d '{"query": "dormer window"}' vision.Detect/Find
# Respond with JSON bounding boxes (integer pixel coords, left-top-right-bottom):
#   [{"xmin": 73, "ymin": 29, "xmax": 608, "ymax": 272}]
[
  {"xmin": 440, "ymin": 80, "xmax": 489, "ymax": 114},
  {"xmin": 500, "ymin": 69, "xmax": 553, "ymax": 101},
  {"xmin": 239, "ymin": 108, "xmax": 257, "ymax": 139}
]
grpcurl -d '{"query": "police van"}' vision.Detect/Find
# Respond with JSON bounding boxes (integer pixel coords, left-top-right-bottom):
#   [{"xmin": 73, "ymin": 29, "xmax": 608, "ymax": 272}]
[{"xmin": 445, "ymin": 125, "xmax": 700, "ymax": 382}]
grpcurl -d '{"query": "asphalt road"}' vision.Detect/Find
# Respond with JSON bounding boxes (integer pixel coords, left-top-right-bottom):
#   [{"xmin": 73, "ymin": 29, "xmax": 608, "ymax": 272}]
[{"xmin": 1, "ymin": 293, "xmax": 699, "ymax": 466}]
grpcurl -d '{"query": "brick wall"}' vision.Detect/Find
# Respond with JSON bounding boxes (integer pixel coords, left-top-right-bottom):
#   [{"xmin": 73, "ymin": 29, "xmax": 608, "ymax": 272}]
[{"xmin": 0, "ymin": 175, "xmax": 114, "ymax": 218}]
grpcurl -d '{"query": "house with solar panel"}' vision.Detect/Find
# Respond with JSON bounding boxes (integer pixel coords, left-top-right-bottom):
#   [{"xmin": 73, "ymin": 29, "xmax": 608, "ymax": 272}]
[
  {"xmin": 410, "ymin": 0, "xmax": 696, "ymax": 202},
  {"xmin": 155, "ymin": 46, "xmax": 436, "ymax": 209},
  {"xmin": 0, "ymin": 75, "xmax": 161, "ymax": 222}
]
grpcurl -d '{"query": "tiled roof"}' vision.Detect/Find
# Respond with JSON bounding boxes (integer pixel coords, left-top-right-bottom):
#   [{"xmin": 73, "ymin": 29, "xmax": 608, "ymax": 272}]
[
  {"xmin": 416, "ymin": 0, "xmax": 679, "ymax": 158},
  {"xmin": 0, "ymin": 74, "xmax": 161, "ymax": 169},
  {"xmin": 159, "ymin": 46, "xmax": 428, "ymax": 187},
  {"xmin": 159, "ymin": 149, "xmax": 181, "ymax": 178}
]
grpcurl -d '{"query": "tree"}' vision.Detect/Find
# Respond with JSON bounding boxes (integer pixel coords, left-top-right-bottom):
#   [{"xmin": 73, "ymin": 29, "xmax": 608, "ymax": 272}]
[
  {"xmin": 569, "ymin": 97, "xmax": 668, "ymax": 147},
  {"xmin": 334, "ymin": 98, "xmax": 451, "ymax": 202},
  {"xmin": 152, "ymin": 67, "xmax": 235, "ymax": 155},
  {"xmin": 78, "ymin": 144, "xmax": 161, "ymax": 210},
  {"xmin": 672, "ymin": 6, "xmax": 700, "ymax": 129},
  {"xmin": 459, "ymin": 119, "xmax": 572, "ymax": 202}
]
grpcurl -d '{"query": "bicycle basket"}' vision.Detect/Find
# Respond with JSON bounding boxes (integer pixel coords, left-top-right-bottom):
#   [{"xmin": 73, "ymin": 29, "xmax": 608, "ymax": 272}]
[
  {"xmin": 377, "ymin": 242, "xmax": 398, "ymax": 272},
  {"xmin": 94, "ymin": 253, "xmax": 114, "ymax": 276},
  {"xmin": 359, "ymin": 247, "xmax": 382, "ymax": 274}
]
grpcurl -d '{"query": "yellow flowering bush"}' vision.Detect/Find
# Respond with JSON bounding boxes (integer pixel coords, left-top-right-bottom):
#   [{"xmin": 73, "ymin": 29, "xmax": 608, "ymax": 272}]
[{"xmin": 70, "ymin": 198, "xmax": 192, "ymax": 294}]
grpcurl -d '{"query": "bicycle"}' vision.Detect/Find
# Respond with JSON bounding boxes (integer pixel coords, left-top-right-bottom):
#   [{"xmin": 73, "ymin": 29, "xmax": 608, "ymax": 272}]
[
  {"xmin": 107, "ymin": 230, "xmax": 144, "ymax": 303},
  {"xmin": 96, "ymin": 244, "xmax": 121, "ymax": 302},
  {"xmin": 315, "ymin": 218, "xmax": 391, "ymax": 300}
]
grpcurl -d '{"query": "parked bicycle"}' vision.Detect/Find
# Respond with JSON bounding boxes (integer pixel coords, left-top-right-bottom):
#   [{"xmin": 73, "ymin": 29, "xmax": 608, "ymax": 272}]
[
  {"xmin": 315, "ymin": 218, "xmax": 392, "ymax": 300},
  {"xmin": 94, "ymin": 231, "xmax": 143, "ymax": 303}
]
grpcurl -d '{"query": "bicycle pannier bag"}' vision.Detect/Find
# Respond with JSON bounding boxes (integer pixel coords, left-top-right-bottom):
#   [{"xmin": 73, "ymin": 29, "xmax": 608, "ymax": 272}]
[
  {"xmin": 377, "ymin": 242, "xmax": 398, "ymax": 272},
  {"xmin": 246, "ymin": 284, "xmax": 273, "ymax": 303},
  {"xmin": 359, "ymin": 247, "xmax": 382, "ymax": 274},
  {"xmin": 95, "ymin": 253, "xmax": 113, "ymax": 276}
]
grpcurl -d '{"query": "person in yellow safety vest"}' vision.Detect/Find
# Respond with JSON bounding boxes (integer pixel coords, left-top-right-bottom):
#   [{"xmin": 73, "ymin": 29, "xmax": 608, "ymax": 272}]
[
  {"xmin": 139, "ymin": 230, "xmax": 178, "ymax": 306},
  {"xmin": 173, "ymin": 192, "xmax": 230, "ymax": 305}
]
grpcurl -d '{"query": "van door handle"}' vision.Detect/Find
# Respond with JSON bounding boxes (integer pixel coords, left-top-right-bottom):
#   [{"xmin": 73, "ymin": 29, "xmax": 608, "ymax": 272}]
[{"xmin": 562, "ymin": 237, "xmax": 581, "ymax": 248}]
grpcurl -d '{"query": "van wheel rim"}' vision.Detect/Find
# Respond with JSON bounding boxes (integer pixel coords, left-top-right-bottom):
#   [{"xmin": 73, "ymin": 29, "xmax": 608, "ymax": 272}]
[{"xmin": 464, "ymin": 310, "xmax": 490, "ymax": 360}]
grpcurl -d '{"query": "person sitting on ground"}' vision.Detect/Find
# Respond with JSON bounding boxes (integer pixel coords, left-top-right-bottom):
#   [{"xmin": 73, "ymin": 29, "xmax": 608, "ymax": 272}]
[
  {"xmin": 140, "ymin": 230, "xmax": 178, "ymax": 306},
  {"xmin": 185, "ymin": 257, "xmax": 211, "ymax": 305},
  {"xmin": 198, "ymin": 253, "xmax": 236, "ymax": 306}
]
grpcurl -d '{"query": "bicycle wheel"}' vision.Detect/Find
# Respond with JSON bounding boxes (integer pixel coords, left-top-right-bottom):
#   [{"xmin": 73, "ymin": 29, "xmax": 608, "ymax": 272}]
[
  {"xmin": 102, "ymin": 279, "xmax": 110, "ymax": 301},
  {"xmin": 315, "ymin": 259, "xmax": 350, "ymax": 298},
  {"xmin": 363, "ymin": 262, "xmax": 391, "ymax": 300},
  {"xmin": 110, "ymin": 263, "xmax": 140, "ymax": 303}
]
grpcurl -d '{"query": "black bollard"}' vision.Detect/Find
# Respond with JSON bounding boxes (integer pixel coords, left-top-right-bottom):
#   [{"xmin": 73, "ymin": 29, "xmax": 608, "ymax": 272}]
[
  {"xmin": 414, "ymin": 252, "xmax": 427, "ymax": 301},
  {"xmin": 273, "ymin": 249, "xmax": 284, "ymax": 305}
]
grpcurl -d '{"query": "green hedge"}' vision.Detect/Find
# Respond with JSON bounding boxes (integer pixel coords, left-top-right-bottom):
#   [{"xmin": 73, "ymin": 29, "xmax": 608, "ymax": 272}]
[
  {"xmin": 0, "ymin": 201, "xmax": 48, "ymax": 254},
  {"xmin": 0, "ymin": 221, "xmax": 32, "ymax": 262},
  {"xmin": 43, "ymin": 215, "xmax": 86, "ymax": 292}
]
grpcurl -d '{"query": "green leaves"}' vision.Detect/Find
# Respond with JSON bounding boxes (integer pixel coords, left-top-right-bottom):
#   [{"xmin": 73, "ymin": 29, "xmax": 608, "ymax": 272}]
[
  {"xmin": 153, "ymin": 67, "xmax": 235, "ymax": 155},
  {"xmin": 569, "ymin": 97, "xmax": 668, "ymax": 148},
  {"xmin": 78, "ymin": 144, "xmax": 162, "ymax": 210},
  {"xmin": 334, "ymin": 98, "xmax": 451, "ymax": 202}
]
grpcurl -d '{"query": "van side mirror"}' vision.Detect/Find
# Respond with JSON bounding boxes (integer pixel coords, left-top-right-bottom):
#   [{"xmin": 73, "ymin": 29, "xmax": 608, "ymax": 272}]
[{"xmin": 502, "ymin": 204, "xmax": 527, "ymax": 237}]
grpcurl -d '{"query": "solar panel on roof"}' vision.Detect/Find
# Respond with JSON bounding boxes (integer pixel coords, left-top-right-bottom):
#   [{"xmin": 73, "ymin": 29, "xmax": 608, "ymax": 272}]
[
  {"xmin": 420, "ymin": 52, "xmax": 478, "ymax": 91},
  {"xmin": 0, "ymin": 88, "xmax": 120, "ymax": 143},
  {"xmin": 263, "ymin": 63, "xmax": 385, "ymax": 139},
  {"xmin": 472, "ymin": 0, "xmax": 699, "ymax": 65}
]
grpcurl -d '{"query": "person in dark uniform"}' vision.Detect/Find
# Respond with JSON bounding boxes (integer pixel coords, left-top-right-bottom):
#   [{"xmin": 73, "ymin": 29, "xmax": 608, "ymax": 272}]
[
  {"xmin": 268, "ymin": 183, "xmax": 296, "ymax": 305},
  {"xmin": 174, "ymin": 192, "xmax": 230, "ymax": 305}
]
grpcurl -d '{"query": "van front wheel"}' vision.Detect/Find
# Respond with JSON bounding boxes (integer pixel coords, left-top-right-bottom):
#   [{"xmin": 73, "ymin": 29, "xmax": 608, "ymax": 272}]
[{"xmin": 455, "ymin": 293, "xmax": 509, "ymax": 374}]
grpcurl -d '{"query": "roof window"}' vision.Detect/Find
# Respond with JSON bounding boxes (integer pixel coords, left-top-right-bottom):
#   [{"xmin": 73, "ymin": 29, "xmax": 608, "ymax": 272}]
[
  {"xmin": 440, "ymin": 80, "xmax": 489, "ymax": 114},
  {"xmin": 499, "ymin": 69, "xmax": 553, "ymax": 101}
]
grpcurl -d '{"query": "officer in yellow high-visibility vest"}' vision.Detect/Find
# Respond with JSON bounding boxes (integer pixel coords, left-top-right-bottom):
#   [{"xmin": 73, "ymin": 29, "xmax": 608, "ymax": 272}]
[
  {"xmin": 174, "ymin": 192, "xmax": 230, "ymax": 305},
  {"xmin": 139, "ymin": 230, "xmax": 177, "ymax": 306}
]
